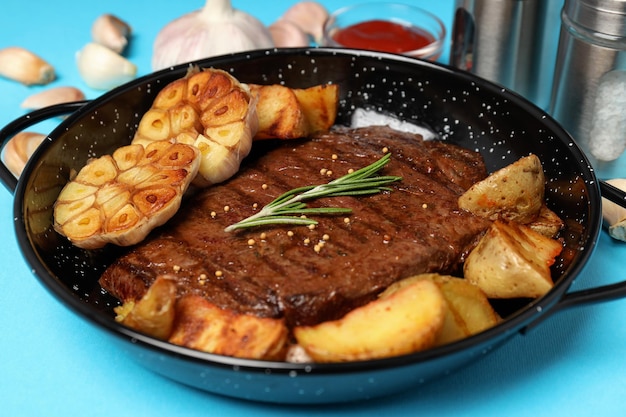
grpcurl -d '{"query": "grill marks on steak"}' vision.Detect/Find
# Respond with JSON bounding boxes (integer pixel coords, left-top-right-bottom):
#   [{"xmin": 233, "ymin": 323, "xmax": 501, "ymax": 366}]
[{"xmin": 100, "ymin": 126, "xmax": 491, "ymax": 327}]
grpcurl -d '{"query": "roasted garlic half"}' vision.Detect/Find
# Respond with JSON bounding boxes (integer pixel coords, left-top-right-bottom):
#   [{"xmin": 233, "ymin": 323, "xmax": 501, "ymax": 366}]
[
  {"xmin": 53, "ymin": 140, "xmax": 200, "ymax": 249},
  {"xmin": 131, "ymin": 67, "xmax": 257, "ymax": 187}
]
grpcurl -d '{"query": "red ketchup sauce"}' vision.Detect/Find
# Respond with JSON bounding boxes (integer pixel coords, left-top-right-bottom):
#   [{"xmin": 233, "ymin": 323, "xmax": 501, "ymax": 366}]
[{"xmin": 332, "ymin": 20, "xmax": 435, "ymax": 54}]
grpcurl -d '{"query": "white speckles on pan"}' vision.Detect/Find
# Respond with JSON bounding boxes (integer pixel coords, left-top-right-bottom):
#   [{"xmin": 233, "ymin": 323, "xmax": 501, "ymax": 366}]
[{"xmin": 12, "ymin": 48, "xmax": 601, "ymax": 404}]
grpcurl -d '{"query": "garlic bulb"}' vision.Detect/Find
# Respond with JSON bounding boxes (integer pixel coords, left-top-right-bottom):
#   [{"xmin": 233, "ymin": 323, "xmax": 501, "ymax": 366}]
[{"xmin": 152, "ymin": 0, "xmax": 274, "ymax": 71}]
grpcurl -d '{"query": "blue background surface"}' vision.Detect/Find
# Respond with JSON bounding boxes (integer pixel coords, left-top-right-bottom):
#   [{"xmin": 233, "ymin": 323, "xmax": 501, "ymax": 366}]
[{"xmin": 2, "ymin": 1, "xmax": 626, "ymax": 416}]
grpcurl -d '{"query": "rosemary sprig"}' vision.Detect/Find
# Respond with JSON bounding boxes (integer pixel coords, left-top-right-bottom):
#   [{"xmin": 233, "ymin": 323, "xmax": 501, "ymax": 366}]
[{"xmin": 225, "ymin": 153, "xmax": 402, "ymax": 232}]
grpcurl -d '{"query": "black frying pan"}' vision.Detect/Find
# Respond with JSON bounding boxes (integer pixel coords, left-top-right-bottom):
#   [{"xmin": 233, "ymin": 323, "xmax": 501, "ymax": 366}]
[{"xmin": 2, "ymin": 48, "xmax": 626, "ymax": 404}]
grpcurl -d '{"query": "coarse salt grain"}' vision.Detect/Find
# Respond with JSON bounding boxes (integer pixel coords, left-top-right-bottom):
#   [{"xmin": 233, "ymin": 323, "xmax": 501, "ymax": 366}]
[{"xmin": 589, "ymin": 70, "xmax": 626, "ymax": 161}]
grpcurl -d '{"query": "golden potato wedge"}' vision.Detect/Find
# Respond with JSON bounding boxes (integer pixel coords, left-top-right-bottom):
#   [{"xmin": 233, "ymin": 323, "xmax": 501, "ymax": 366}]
[
  {"xmin": 464, "ymin": 220, "xmax": 563, "ymax": 299},
  {"xmin": 250, "ymin": 83, "xmax": 338, "ymax": 139},
  {"xmin": 114, "ymin": 275, "xmax": 177, "ymax": 340},
  {"xmin": 249, "ymin": 84, "xmax": 306, "ymax": 139},
  {"xmin": 458, "ymin": 154, "xmax": 545, "ymax": 224},
  {"xmin": 293, "ymin": 279, "xmax": 446, "ymax": 362},
  {"xmin": 168, "ymin": 295, "xmax": 289, "ymax": 361},
  {"xmin": 292, "ymin": 84, "xmax": 339, "ymax": 135},
  {"xmin": 380, "ymin": 274, "xmax": 501, "ymax": 345},
  {"xmin": 527, "ymin": 204, "xmax": 565, "ymax": 238}
]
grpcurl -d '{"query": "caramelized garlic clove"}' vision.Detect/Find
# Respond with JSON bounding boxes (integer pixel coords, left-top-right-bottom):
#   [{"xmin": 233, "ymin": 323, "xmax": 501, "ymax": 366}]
[
  {"xmin": 76, "ymin": 42, "xmax": 137, "ymax": 90},
  {"xmin": 91, "ymin": 14, "xmax": 132, "ymax": 54},
  {"xmin": 21, "ymin": 86, "xmax": 85, "ymax": 110},
  {"xmin": 0, "ymin": 47, "xmax": 55, "ymax": 86}
]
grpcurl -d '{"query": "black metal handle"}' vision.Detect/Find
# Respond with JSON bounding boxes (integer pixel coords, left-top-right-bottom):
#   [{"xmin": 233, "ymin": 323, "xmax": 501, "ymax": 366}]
[
  {"xmin": 0, "ymin": 101, "xmax": 89, "ymax": 194},
  {"xmin": 522, "ymin": 180, "xmax": 626, "ymax": 333}
]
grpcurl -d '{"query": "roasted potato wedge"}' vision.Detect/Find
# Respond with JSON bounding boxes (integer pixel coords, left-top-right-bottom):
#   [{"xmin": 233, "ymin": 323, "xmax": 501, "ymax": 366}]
[
  {"xmin": 114, "ymin": 275, "xmax": 177, "ymax": 340},
  {"xmin": 381, "ymin": 274, "xmax": 501, "ymax": 345},
  {"xmin": 458, "ymin": 154, "xmax": 545, "ymax": 224},
  {"xmin": 464, "ymin": 220, "xmax": 563, "ymax": 299},
  {"xmin": 292, "ymin": 84, "xmax": 339, "ymax": 135},
  {"xmin": 293, "ymin": 279, "xmax": 446, "ymax": 362},
  {"xmin": 527, "ymin": 204, "xmax": 565, "ymax": 238},
  {"xmin": 168, "ymin": 295, "xmax": 289, "ymax": 361},
  {"xmin": 249, "ymin": 84, "xmax": 306, "ymax": 139},
  {"xmin": 250, "ymin": 83, "xmax": 338, "ymax": 139}
]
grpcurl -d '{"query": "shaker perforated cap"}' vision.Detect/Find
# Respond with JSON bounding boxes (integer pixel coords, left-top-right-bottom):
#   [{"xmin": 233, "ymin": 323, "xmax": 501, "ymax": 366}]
[{"xmin": 564, "ymin": 0, "xmax": 626, "ymax": 36}]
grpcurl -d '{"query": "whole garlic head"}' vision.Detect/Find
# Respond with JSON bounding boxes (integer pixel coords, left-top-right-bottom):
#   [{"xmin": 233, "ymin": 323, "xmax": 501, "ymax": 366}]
[{"xmin": 152, "ymin": 0, "xmax": 274, "ymax": 71}]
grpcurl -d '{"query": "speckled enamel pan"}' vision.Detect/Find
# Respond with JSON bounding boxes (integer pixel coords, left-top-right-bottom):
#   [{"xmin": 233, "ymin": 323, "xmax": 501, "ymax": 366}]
[{"xmin": 2, "ymin": 48, "xmax": 626, "ymax": 404}]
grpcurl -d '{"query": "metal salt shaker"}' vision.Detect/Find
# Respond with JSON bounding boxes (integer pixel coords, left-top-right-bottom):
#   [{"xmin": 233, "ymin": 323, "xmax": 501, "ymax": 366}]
[
  {"xmin": 549, "ymin": 0, "xmax": 626, "ymax": 174},
  {"xmin": 450, "ymin": 0, "xmax": 563, "ymax": 108}
]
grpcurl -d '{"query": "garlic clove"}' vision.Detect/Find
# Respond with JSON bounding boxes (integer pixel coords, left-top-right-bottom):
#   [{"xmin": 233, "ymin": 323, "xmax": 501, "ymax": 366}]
[
  {"xmin": 76, "ymin": 43, "xmax": 137, "ymax": 90},
  {"xmin": 269, "ymin": 20, "xmax": 311, "ymax": 48},
  {"xmin": 151, "ymin": 0, "xmax": 274, "ymax": 71},
  {"xmin": 91, "ymin": 14, "xmax": 132, "ymax": 54},
  {"xmin": 0, "ymin": 47, "xmax": 55, "ymax": 86},
  {"xmin": 2, "ymin": 131, "xmax": 46, "ymax": 177},
  {"xmin": 279, "ymin": 1, "xmax": 329, "ymax": 44},
  {"xmin": 21, "ymin": 86, "xmax": 86, "ymax": 110},
  {"xmin": 602, "ymin": 178, "xmax": 626, "ymax": 242}
]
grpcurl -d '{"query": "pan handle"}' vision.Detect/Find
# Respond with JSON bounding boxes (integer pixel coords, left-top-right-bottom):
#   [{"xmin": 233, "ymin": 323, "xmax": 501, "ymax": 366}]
[
  {"xmin": 600, "ymin": 180, "xmax": 626, "ymax": 207},
  {"xmin": 0, "ymin": 101, "xmax": 89, "ymax": 194},
  {"xmin": 520, "ymin": 181, "xmax": 626, "ymax": 333},
  {"xmin": 523, "ymin": 280, "xmax": 626, "ymax": 334}
]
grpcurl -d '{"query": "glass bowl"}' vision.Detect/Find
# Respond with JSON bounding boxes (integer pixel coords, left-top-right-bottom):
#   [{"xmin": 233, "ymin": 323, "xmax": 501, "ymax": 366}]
[{"xmin": 322, "ymin": 2, "xmax": 446, "ymax": 61}]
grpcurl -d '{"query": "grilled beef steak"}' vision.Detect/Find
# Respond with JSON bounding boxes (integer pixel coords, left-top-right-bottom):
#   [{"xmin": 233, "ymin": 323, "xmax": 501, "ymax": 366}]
[{"xmin": 100, "ymin": 126, "xmax": 491, "ymax": 327}]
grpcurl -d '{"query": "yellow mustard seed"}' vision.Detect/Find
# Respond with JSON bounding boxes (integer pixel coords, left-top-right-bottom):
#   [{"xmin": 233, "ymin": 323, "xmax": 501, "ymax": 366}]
[
  {"xmin": 422, "ymin": 203, "xmax": 428, "ymax": 209},
  {"xmin": 260, "ymin": 232, "xmax": 267, "ymax": 240},
  {"xmin": 304, "ymin": 238, "xmax": 311, "ymax": 245},
  {"xmin": 262, "ymin": 183, "xmax": 268, "ymax": 190},
  {"xmin": 253, "ymin": 203, "xmax": 258, "ymax": 209},
  {"xmin": 343, "ymin": 217, "xmax": 351, "ymax": 224},
  {"xmin": 326, "ymin": 170, "xmax": 333, "ymax": 176},
  {"xmin": 172, "ymin": 265, "xmax": 181, "ymax": 272},
  {"xmin": 287, "ymin": 230, "xmax": 294, "ymax": 237},
  {"xmin": 331, "ymin": 153, "xmax": 338, "ymax": 160},
  {"xmin": 211, "ymin": 211, "xmax": 217, "ymax": 218},
  {"xmin": 223, "ymin": 205, "xmax": 230, "ymax": 212},
  {"xmin": 215, "ymin": 270, "xmax": 223, "ymax": 277},
  {"xmin": 347, "ymin": 168, "xmax": 354, "ymax": 174},
  {"xmin": 382, "ymin": 147, "xmax": 389, "ymax": 153},
  {"xmin": 314, "ymin": 244, "xmax": 322, "ymax": 253},
  {"xmin": 320, "ymin": 168, "xmax": 328, "ymax": 175},
  {"xmin": 247, "ymin": 238, "xmax": 256, "ymax": 246},
  {"xmin": 308, "ymin": 224, "xmax": 316, "ymax": 230},
  {"xmin": 322, "ymin": 234, "xmax": 330, "ymax": 241}
]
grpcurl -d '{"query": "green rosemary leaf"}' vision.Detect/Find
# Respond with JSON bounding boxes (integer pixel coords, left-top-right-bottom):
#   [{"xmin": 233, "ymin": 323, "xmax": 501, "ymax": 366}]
[{"xmin": 225, "ymin": 154, "xmax": 401, "ymax": 232}]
